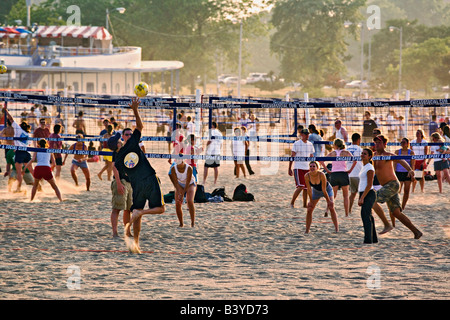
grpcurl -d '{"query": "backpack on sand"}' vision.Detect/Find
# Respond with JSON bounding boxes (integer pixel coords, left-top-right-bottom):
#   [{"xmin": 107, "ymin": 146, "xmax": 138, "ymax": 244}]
[
  {"xmin": 232, "ymin": 184, "xmax": 255, "ymax": 201},
  {"xmin": 211, "ymin": 187, "xmax": 233, "ymax": 202}
]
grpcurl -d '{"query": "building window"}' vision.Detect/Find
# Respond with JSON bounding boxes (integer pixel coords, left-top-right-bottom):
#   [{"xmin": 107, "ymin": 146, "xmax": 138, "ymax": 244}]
[
  {"xmin": 102, "ymin": 83, "xmax": 107, "ymax": 94},
  {"xmin": 86, "ymin": 82, "xmax": 94, "ymax": 93},
  {"xmin": 115, "ymin": 83, "xmax": 120, "ymax": 94},
  {"xmin": 73, "ymin": 82, "xmax": 79, "ymax": 92}
]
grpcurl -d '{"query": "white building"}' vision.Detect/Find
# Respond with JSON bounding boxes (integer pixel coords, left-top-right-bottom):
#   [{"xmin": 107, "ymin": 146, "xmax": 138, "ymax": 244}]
[{"xmin": 0, "ymin": 25, "xmax": 184, "ymax": 95}]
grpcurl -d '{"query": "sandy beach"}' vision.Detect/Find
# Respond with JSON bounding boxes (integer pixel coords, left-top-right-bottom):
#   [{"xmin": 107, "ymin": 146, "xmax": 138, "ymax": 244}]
[{"xmin": 0, "ymin": 157, "xmax": 448, "ymax": 301}]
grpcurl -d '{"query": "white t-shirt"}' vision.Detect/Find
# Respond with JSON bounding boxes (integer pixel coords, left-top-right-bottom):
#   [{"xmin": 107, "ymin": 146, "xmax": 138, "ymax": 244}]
[
  {"xmin": 411, "ymin": 139, "xmax": 427, "ymax": 155},
  {"xmin": 430, "ymin": 145, "xmax": 443, "ymax": 162},
  {"xmin": 186, "ymin": 121, "xmax": 195, "ymax": 135},
  {"xmin": 358, "ymin": 163, "xmax": 375, "ymax": 192},
  {"xmin": 291, "ymin": 139, "xmax": 315, "ymax": 170},
  {"xmin": 206, "ymin": 128, "xmax": 223, "ymax": 155},
  {"xmin": 232, "ymin": 139, "xmax": 245, "ymax": 157},
  {"xmin": 12, "ymin": 122, "xmax": 31, "ymax": 147},
  {"xmin": 36, "ymin": 152, "xmax": 51, "ymax": 167},
  {"xmin": 247, "ymin": 121, "xmax": 257, "ymax": 136},
  {"xmin": 347, "ymin": 144, "xmax": 363, "ymax": 178}
]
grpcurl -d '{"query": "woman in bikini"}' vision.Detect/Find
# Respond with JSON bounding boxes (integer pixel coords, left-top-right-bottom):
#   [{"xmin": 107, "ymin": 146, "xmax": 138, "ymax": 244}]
[
  {"xmin": 304, "ymin": 161, "xmax": 339, "ymax": 234},
  {"xmin": 63, "ymin": 133, "xmax": 91, "ymax": 191}
]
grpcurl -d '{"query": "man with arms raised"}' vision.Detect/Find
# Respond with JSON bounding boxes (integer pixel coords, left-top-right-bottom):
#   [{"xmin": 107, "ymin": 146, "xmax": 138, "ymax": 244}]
[
  {"xmin": 373, "ymin": 135, "xmax": 422, "ymax": 239},
  {"xmin": 108, "ymin": 97, "xmax": 165, "ymax": 253}
]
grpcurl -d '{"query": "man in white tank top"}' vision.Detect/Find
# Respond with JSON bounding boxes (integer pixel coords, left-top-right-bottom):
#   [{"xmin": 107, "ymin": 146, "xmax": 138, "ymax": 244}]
[{"xmin": 332, "ymin": 119, "xmax": 348, "ymax": 143}]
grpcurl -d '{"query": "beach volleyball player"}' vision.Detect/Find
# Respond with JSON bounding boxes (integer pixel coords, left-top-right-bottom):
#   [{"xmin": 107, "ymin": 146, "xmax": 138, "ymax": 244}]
[
  {"xmin": 288, "ymin": 129, "xmax": 315, "ymax": 208},
  {"xmin": 108, "ymin": 97, "xmax": 165, "ymax": 253},
  {"xmin": 373, "ymin": 135, "xmax": 423, "ymax": 239}
]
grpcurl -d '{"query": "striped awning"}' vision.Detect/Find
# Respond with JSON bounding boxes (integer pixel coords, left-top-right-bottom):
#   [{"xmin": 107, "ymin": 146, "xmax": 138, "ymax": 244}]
[{"xmin": 0, "ymin": 26, "xmax": 112, "ymax": 40}]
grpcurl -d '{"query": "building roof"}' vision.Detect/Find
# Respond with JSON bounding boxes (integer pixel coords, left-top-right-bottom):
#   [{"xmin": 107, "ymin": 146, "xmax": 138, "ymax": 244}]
[
  {"xmin": 0, "ymin": 26, "xmax": 112, "ymax": 40},
  {"xmin": 5, "ymin": 60, "xmax": 184, "ymax": 73}
]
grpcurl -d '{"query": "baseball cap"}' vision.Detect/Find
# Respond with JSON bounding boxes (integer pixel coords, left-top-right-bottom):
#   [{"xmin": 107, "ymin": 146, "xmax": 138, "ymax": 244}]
[
  {"xmin": 107, "ymin": 132, "xmax": 122, "ymax": 151},
  {"xmin": 300, "ymin": 128, "xmax": 309, "ymax": 135},
  {"xmin": 373, "ymin": 134, "xmax": 388, "ymax": 144}
]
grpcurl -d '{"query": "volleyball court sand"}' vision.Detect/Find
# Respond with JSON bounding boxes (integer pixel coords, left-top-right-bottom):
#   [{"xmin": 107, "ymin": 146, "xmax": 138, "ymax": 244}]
[{"xmin": 0, "ymin": 158, "xmax": 448, "ymax": 300}]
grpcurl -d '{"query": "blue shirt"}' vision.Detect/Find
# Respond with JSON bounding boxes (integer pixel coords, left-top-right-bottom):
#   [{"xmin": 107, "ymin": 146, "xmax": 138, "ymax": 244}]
[{"xmin": 308, "ymin": 133, "xmax": 323, "ymax": 157}]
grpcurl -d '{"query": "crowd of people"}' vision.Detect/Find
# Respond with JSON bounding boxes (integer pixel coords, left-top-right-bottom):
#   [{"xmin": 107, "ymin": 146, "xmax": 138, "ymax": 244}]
[
  {"xmin": 289, "ymin": 116, "xmax": 449, "ymax": 241},
  {"xmin": 1, "ymin": 102, "xmax": 450, "ymax": 249}
]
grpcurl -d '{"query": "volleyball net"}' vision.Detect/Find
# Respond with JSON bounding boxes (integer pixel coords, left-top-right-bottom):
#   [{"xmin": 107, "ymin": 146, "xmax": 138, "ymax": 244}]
[{"xmin": 1, "ymin": 91, "xmax": 449, "ymax": 164}]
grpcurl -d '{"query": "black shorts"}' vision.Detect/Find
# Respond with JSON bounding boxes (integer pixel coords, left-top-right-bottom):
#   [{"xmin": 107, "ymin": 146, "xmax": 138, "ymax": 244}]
[
  {"xmin": 205, "ymin": 155, "xmax": 220, "ymax": 168},
  {"xmin": 15, "ymin": 150, "xmax": 31, "ymax": 164},
  {"xmin": 395, "ymin": 171, "xmax": 411, "ymax": 182},
  {"xmin": 330, "ymin": 171, "xmax": 350, "ymax": 187},
  {"xmin": 434, "ymin": 160, "xmax": 449, "ymax": 171},
  {"xmin": 131, "ymin": 174, "xmax": 164, "ymax": 211},
  {"xmin": 55, "ymin": 156, "xmax": 63, "ymax": 166}
]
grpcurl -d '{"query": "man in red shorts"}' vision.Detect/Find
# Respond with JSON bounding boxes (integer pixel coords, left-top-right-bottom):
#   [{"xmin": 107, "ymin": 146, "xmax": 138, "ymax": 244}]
[{"xmin": 288, "ymin": 128, "xmax": 315, "ymax": 208}]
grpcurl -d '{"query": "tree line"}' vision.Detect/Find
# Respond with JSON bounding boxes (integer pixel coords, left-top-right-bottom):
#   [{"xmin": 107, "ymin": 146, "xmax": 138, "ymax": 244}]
[{"xmin": 3, "ymin": 0, "xmax": 449, "ymax": 96}]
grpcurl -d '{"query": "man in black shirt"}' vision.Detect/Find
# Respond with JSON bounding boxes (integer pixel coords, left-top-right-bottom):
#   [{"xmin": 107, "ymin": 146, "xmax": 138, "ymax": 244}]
[
  {"xmin": 362, "ymin": 111, "xmax": 378, "ymax": 144},
  {"xmin": 108, "ymin": 97, "xmax": 165, "ymax": 253}
]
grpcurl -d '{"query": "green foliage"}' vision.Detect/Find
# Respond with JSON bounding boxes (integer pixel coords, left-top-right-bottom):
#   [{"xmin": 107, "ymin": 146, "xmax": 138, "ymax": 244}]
[
  {"xmin": 270, "ymin": 0, "xmax": 366, "ymax": 88},
  {"xmin": 401, "ymin": 37, "xmax": 450, "ymax": 93},
  {"xmin": 369, "ymin": 19, "xmax": 450, "ymax": 92}
]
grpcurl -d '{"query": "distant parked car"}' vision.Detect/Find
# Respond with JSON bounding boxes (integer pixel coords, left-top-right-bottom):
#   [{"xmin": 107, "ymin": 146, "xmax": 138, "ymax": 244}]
[
  {"xmin": 223, "ymin": 76, "xmax": 246, "ymax": 85},
  {"xmin": 246, "ymin": 72, "xmax": 272, "ymax": 84},
  {"xmin": 218, "ymin": 74, "xmax": 233, "ymax": 83},
  {"xmin": 345, "ymin": 80, "xmax": 368, "ymax": 88}
]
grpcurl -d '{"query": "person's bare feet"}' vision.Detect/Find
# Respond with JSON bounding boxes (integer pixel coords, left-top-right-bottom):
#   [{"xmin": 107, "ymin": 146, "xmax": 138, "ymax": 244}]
[
  {"xmin": 379, "ymin": 224, "xmax": 394, "ymax": 235},
  {"xmin": 414, "ymin": 230, "xmax": 423, "ymax": 239}
]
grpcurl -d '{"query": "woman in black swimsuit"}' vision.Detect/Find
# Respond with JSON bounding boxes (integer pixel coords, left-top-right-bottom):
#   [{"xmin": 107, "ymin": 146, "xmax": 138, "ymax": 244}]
[{"xmin": 304, "ymin": 161, "xmax": 339, "ymax": 234}]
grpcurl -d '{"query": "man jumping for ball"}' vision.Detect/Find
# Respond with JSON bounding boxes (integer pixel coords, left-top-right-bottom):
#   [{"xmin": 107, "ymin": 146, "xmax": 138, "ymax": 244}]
[{"xmin": 108, "ymin": 97, "xmax": 165, "ymax": 253}]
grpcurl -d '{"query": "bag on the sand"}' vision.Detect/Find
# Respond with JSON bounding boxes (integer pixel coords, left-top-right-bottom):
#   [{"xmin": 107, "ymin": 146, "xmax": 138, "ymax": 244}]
[
  {"xmin": 232, "ymin": 184, "xmax": 255, "ymax": 201},
  {"xmin": 211, "ymin": 187, "xmax": 233, "ymax": 202},
  {"xmin": 164, "ymin": 191, "xmax": 175, "ymax": 203},
  {"xmin": 194, "ymin": 184, "xmax": 208, "ymax": 203}
]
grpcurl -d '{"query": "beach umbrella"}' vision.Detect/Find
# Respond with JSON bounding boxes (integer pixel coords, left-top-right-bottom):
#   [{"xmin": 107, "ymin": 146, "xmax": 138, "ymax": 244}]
[
  {"xmin": 15, "ymin": 27, "xmax": 32, "ymax": 34},
  {"xmin": 2, "ymin": 27, "xmax": 20, "ymax": 34}
]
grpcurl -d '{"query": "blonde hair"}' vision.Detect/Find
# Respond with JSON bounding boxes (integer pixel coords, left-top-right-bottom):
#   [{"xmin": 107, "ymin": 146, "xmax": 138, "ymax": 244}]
[
  {"xmin": 309, "ymin": 161, "xmax": 320, "ymax": 168},
  {"xmin": 431, "ymin": 132, "xmax": 444, "ymax": 142}
]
